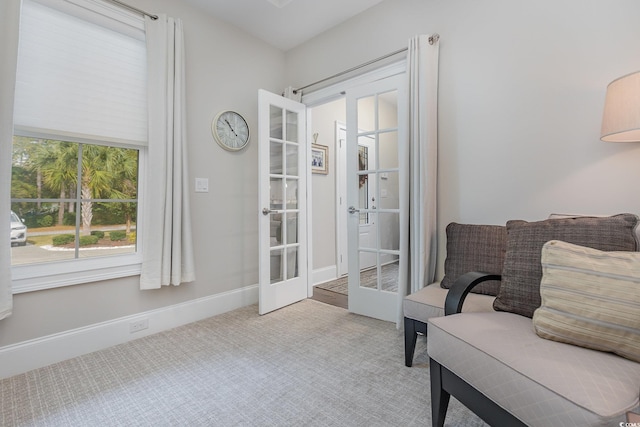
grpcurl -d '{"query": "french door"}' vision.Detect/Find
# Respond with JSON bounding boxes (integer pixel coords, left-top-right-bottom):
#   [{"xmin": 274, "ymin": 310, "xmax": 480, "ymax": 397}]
[
  {"xmin": 346, "ymin": 74, "xmax": 407, "ymax": 322},
  {"xmin": 258, "ymin": 89, "xmax": 308, "ymax": 315}
]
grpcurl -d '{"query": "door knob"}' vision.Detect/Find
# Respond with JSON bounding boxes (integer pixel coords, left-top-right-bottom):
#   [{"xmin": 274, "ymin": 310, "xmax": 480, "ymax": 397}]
[
  {"xmin": 348, "ymin": 206, "xmax": 360, "ymax": 214},
  {"xmin": 263, "ymin": 208, "xmax": 284, "ymax": 215}
]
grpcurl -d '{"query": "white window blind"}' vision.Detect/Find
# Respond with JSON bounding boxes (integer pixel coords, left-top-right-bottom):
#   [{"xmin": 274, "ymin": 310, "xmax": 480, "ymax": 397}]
[{"xmin": 13, "ymin": 0, "xmax": 147, "ymax": 146}]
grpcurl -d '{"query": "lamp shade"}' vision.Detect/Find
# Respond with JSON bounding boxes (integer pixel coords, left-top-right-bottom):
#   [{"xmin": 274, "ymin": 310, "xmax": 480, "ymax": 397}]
[{"xmin": 601, "ymin": 71, "xmax": 640, "ymax": 142}]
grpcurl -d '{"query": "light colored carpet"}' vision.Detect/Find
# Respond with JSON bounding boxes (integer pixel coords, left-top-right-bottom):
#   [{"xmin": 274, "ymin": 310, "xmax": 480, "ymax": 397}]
[
  {"xmin": 0, "ymin": 299, "xmax": 486, "ymax": 426},
  {"xmin": 315, "ymin": 262, "xmax": 399, "ymax": 296}
]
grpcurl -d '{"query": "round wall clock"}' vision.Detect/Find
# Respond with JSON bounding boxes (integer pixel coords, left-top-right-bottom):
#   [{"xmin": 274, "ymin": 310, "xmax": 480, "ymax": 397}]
[{"xmin": 212, "ymin": 110, "xmax": 250, "ymax": 151}]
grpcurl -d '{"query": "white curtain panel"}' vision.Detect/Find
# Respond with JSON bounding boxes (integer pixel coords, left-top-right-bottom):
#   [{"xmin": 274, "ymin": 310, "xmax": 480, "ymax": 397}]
[
  {"xmin": 397, "ymin": 34, "xmax": 440, "ymax": 325},
  {"xmin": 140, "ymin": 15, "xmax": 196, "ymax": 289},
  {"xmin": 0, "ymin": 0, "xmax": 21, "ymax": 320}
]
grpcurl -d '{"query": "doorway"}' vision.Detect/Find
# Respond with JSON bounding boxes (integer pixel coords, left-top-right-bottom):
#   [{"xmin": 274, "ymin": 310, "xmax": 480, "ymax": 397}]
[
  {"xmin": 299, "ymin": 58, "xmax": 407, "ymax": 322},
  {"xmin": 308, "ymin": 110, "xmax": 348, "ymax": 308},
  {"xmin": 307, "ymin": 97, "xmax": 346, "ymax": 309}
]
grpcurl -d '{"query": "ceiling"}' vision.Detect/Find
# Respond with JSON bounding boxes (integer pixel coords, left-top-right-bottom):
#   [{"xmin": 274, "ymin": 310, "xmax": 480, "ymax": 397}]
[{"xmin": 181, "ymin": 0, "xmax": 385, "ymax": 51}]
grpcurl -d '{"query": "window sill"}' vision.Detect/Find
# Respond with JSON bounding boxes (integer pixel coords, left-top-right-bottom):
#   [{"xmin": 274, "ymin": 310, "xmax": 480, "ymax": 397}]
[{"xmin": 11, "ymin": 255, "xmax": 142, "ymax": 294}]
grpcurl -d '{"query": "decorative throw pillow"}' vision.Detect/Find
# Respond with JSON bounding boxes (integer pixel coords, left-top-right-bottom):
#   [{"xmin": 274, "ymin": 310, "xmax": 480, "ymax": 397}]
[
  {"xmin": 533, "ymin": 240, "xmax": 640, "ymax": 363},
  {"xmin": 440, "ymin": 223, "xmax": 506, "ymax": 296},
  {"xmin": 493, "ymin": 214, "xmax": 638, "ymax": 318}
]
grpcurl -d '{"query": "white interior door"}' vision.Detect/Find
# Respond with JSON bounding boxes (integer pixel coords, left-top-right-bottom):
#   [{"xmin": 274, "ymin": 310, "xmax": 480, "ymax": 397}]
[
  {"xmin": 346, "ymin": 74, "xmax": 406, "ymax": 322},
  {"xmin": 258, "ymin": 89, "xmax": 308, "ymax": 315}
]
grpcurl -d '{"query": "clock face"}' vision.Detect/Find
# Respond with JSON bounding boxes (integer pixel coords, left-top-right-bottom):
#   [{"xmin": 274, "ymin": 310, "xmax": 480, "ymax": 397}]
[{"xmin": 212, "ymin": 110, "xmax": 250, "ymax": 151}]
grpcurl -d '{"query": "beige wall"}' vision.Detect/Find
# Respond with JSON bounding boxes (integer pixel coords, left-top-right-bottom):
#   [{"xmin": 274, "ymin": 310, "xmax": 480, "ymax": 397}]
[
  {"xmin": 309, "ymin": 99, "xmax": 344, "ymax": 270},
  {"xmin": 0, "ymin": 0, "xmax": 285, "ymax": 347},
  {"xmin": 286, "ymin": 0, "xmax": 640, "ymax": 279}
]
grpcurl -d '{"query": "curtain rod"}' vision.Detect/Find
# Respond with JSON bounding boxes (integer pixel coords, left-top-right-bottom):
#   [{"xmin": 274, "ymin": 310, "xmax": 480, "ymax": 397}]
[
  {"xmin": 293, "ymin": 33, "xmax": 440, "ymax": 95},
  {"xmin": 104, "ymin": 0, "xmax": 158, "ymax": 20}
]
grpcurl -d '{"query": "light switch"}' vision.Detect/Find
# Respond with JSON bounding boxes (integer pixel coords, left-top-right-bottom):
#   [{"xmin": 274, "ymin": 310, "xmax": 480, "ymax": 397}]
[{"xmin": 195, "ymin": 178, "xmax": 209, "ymax": 193}]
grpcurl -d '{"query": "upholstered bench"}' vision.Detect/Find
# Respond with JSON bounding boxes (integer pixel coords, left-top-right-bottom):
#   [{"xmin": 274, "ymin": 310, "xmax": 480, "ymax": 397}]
[
  {"xmin": 404, "ymin": 222, "xmax": 505, "ymax": 367},
  {"xmin": 403, "ymin": 281, "xmax": 495, "ymax": 367},
  {"xmin": 426, "ymin": 214, "xmax": 640, "ymax": 426}
]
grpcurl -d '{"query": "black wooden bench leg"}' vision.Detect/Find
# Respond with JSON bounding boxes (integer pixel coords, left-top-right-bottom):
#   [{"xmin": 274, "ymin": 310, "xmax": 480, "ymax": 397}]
[
  {"xmin": 404, "ymin": 317, "xmax": 427, "ymax": 367},
  {"xmin": 430, "ymin": 359, "xmax": 450, "ymax": 427},
  {"xmin": 404, "ymin": 317, "xmax": 418, "ymax": 367}
]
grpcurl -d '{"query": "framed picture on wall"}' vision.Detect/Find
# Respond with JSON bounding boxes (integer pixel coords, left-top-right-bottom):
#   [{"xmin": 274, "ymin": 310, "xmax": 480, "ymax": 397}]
[{"xmin": 311, "ymin": 144, "xmax": 328, "ymax": 174}]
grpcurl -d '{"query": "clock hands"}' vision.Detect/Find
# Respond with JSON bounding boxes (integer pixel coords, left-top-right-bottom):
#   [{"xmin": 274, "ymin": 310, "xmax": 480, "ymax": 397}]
[{"xmin": 224, "ymin": 119, "xmax": 238, "ymax": 137}]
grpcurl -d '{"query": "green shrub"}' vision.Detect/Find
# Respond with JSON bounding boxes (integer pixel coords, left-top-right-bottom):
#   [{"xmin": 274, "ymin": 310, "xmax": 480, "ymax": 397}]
[
  {"xmin": 38, "ymin": 215, "xmax": 54, "ymax": 227},
  {"xmin": 52, "ymin": 234, "xmax": 75, "ymax": 246},
  {"xmin": 90, "ymin": 230, "xmax": 105, "ymax": 239},
  {"xmin": 79, "ymin": 235, "xmax": 99, "ymax": 246},
  {"xmin": 23, "ymin": 215, "xmax": 39, "ymax": 229},
  {"xmin": 128, "ymin": 231, "xmax": 136, "ymax": 243},
  {"xmin": 63, "ymin": 212, "xmax": 76, "ymax": 226},
  {"xmin": 109, "ymin": 230, "xmax": 127, "ymax": 241}
]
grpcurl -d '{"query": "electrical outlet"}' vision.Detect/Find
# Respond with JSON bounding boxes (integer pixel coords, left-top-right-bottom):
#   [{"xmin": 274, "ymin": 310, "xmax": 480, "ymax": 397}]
[{"xmin": 129, "ymin": 318, "xmax": 149, "ymax": 333}]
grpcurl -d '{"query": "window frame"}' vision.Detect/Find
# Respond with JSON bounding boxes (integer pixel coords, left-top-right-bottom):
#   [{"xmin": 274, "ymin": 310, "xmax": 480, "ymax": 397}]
[
  {"xmin": 10, "ymin": 130, "xmax": 147, "ymax": 294},
  {"xmin": 12, "ymin": 253, "xmax": 143, "ymax": 294}
]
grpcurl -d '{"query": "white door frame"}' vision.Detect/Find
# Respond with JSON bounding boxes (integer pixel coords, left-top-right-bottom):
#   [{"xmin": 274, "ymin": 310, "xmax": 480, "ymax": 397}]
[
  {"xmin": 305, "ymin": 108, "xmax": 314, "ymax": 296},
  {"xmin": 335, "ymin": 122, "xmax": 348, "ymax": 277}
]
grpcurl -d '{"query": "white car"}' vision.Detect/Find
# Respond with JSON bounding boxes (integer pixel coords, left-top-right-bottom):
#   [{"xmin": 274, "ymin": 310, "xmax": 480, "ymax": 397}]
[{"xmin": 10, "ymin": 211, "xmax": 27, "ymax": 246}]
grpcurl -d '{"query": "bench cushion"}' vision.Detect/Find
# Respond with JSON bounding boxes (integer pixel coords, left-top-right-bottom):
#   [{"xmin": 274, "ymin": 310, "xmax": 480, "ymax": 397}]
[
  {"xmin": 428, "ymin": 312, "xmax": 640, "ymax": 426},
  {"xmin": 403, "ymin": 282, "xmax": 495, "ymax": 324}
]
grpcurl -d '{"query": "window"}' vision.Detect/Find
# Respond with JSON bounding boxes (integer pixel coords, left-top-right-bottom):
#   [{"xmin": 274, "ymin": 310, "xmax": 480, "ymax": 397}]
[
  {"xmin": 11, "ymin": 137, "xmax": 139, "ymax": 264},
  {"xmin": 10, "ymin": 0, "xmax": 147, "ymax": 293}
]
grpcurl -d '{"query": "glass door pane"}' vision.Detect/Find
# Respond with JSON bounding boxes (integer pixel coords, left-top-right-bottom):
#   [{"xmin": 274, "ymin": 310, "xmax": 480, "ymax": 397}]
[
  {"xmin": 269, "ymin": 107, "xmax": 302, "ymax": 283},
  {"xmin": 355, "ymin": 92, "xmax": 393, "ymax": 294}
]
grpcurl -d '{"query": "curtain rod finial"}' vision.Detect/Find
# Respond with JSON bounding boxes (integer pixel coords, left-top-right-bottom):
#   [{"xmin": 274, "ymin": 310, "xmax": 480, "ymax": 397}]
[{"xmin": 429, "ymin": 34, "xmax": 440, "ymax": 45}]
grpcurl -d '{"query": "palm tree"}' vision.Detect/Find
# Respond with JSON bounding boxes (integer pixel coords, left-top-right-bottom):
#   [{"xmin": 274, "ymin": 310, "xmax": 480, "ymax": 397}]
[
  {"xmin": 13, "ymin": 137, "xmax": 73, "ymax": 215},
  {"xmin": 78, "ymin": 145, "xmax": 139, "ymax": 235},
  {"xmin": 12, "ymin": 137, "xmax": 43, "ymax": 209},
  {"xmin": 78, "ymin": 145, "xmax": 115, "ymax": 235},
  {"xmin": 39, "ymin": 141, "xmax": 77, "ymax": 226},
  {"xmin": 103, "ymin": 148, "xmax": 138, "ymax": 234}
]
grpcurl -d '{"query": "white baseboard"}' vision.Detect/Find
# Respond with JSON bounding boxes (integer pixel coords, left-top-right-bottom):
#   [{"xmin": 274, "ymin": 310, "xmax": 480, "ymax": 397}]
[
  {"xmin": 312, "ymin": 265, "xmax": 337, "ymax": 286},
  {"xmin": 0, "ymin": 284, "xmax": 258, "ymax": 379}
]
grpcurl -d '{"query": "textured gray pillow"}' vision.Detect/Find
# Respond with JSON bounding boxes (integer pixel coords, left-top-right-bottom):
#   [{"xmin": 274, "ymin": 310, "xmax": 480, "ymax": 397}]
[
  {"xmin": 440, "ymin": 223, "xmax": 506, "ymax": 296},
  {"xmin": 494, "ymin": 214, "xmax": 638, "ymax": 318}
]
